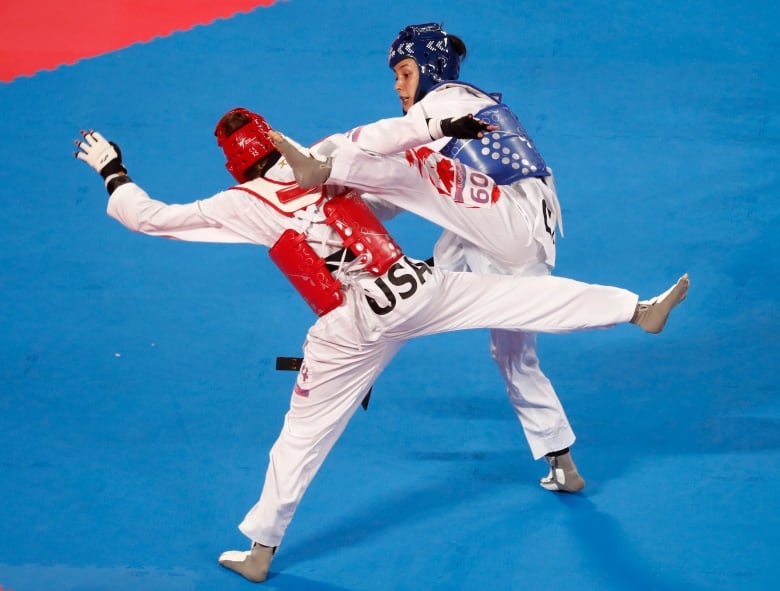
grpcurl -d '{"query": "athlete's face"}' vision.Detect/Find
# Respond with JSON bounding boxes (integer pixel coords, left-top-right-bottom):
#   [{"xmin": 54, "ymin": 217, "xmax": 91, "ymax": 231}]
[{"xmin": 393, "ymin": 57, "xmax": 419, "ymax": 113}]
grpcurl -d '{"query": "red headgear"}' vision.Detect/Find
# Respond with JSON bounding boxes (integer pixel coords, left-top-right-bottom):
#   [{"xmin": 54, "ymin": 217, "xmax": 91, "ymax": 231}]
[{"xmin": 215, "ymin": 107, "xmax": 276, "ymax": 183}]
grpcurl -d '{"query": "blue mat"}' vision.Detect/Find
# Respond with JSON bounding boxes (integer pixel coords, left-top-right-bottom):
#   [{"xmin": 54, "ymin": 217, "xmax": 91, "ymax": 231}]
[{"xmin": 1, "ymin": 1, "xmax": 778, "ymax": 589}]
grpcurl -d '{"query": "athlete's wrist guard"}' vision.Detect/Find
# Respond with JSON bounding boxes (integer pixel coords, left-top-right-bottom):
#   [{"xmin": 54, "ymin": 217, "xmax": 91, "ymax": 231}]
[{"xmin": 105, "ymin": 174, "xmax": 133, "ymax": 195}]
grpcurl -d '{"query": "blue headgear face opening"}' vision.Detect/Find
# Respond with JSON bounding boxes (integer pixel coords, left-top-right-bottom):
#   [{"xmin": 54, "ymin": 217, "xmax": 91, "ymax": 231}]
[{"xmin": 388, "ymin": 23, "xmax": 461, "ymax": 103}]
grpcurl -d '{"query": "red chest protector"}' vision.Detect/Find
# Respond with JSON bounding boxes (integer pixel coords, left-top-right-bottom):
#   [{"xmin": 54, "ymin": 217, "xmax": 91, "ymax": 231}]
[{"xmin": 237, "ymin": 178, "xmax": 403, "ymax": 316}]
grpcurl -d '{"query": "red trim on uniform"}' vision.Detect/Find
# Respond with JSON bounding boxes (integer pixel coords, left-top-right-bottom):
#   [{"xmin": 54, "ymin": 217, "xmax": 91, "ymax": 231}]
[
  {"xmin": 277, "ymin": 184, "xmax": 317, "ymax": 204},
  {"xmin": 231, "ymin": 181, "xmax": 324, "ymax": 217}
]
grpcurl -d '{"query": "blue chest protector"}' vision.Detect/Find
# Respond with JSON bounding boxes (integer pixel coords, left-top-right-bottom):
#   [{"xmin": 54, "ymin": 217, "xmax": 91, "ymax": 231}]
[{"xmin": 438, "ymin": 85, "xmax": 550, "ymax": 185}]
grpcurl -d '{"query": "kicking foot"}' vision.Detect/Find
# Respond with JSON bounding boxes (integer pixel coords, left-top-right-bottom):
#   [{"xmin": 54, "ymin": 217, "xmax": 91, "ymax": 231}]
[
  {"xmin": 540, "ymin": 450, "xmax": 586, "ymax": 493},
  {"xmin": 632, "ymin": 273, "xmax": 690, "ymax": 334},
  {"xmin": 268, "ymin": 130, "xmax": 332, "ymax": 188},
  {"xmin": 218, "ymin": 542, "xmax": 276, "ymax": 583}
]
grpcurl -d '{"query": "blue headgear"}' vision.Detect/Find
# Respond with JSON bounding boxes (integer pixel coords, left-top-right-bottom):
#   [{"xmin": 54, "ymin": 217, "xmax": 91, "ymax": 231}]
[{"xmin": 388, "ymin": 23, "xmax": 461, "ymax": 103}]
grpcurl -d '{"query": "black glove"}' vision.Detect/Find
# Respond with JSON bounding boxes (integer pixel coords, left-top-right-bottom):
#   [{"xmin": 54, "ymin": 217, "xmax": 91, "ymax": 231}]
[{"xmin": 439, "ymin": 114, "xmax": 494, "ymax": 139}]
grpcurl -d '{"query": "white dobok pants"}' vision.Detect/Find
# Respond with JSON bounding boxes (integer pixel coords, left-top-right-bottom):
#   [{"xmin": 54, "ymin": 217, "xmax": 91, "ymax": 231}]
[{"xmin": 239, "ymin": 257, "xmax": 637, "ymax": 547}]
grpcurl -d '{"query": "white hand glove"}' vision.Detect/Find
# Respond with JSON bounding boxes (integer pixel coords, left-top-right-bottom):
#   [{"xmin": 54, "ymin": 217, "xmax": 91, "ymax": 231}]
[{"xmin": 74, "ymin": 130, "xmax": 127, "ymax": 179}]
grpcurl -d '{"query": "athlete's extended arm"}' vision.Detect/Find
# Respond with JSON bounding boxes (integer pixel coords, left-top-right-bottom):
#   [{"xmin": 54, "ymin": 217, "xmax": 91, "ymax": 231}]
[
  {"xmin": 345, "ymin": 111, "xmax": 495, "ymax": 154},
  {"xmin": 74, "ymin": 129, "xmax": 273, "ymax": 245}
]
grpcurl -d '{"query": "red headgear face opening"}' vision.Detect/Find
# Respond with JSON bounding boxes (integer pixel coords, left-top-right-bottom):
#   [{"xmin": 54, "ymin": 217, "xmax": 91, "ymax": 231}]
[{"xmin": 215, "ymin": 108, "xmax": 276, "ymax": 183}]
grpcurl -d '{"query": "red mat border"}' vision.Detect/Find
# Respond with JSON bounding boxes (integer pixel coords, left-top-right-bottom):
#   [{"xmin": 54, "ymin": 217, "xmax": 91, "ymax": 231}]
[{"xmin": 0, "ymin": 1, "xmax": 280, "ymax": 82}]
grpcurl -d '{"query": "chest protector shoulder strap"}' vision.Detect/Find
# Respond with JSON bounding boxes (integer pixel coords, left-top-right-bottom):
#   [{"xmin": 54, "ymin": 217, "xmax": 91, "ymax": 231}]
[{"xmin": 268, "ymin": 190, "xmax": 404, "ymax": 316}]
